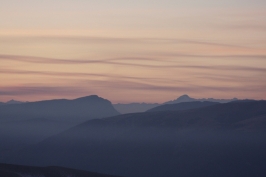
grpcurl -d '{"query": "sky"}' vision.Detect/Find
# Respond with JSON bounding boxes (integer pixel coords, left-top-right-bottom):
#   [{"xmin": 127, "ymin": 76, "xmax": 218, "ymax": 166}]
[{"xmin": 0, "ymin": 0, "xmax": 266, "ymax": 103}]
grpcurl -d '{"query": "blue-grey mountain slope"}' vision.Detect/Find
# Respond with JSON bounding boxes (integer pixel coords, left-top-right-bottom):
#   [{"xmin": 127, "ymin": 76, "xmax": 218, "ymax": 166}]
[
  {"xmin": 0, "ymin": 95, "xmax": 119, "ymax": 123},
  {"xmin": 147, "ymin": 101, "xmax": 219, "ymax": 112},
  {"xmin": 7, "ymin": 101, "xmax": 266, "ymax": 177},
  {"xmin": 114, "ymin": 95, "xmax": 238, "ymax": 114},
  {"xmin": 0, "ymin": 95, "xmax": 119, "ymax": 162},
  {"xmin": 164, "ymin": 94, "xmax": 238, "ymax": 104},
  {"xmin": 113, "ymin": 103, "xmax": 159, "ymax": 114}
]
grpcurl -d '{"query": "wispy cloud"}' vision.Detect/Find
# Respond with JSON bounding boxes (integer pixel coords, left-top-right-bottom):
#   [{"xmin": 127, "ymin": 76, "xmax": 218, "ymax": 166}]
[
  {"xmin": 89, "ymin": 79, "xmax": 266, "ymax": 93},
  {"xmin": 1, "ymin": 79, "xmax": 262, "ymax": 98},
  {"xmin": 0, "ymin": 68, "xmax": 184, "ymax": 84},
  {"xmin": 0, "ymin": 54, "xmax": 168, "ymax": 65},
  {"xmin": 153, "ymin": 53, "xmax": 266, "ymax": 60},
  {"xmin": 0, "ymin": 86, "xmax": 88, "ymax": 96},
  {"xmin": 0, "ymin": 35, "xmax": 250, "ymax": 49},
  {"xmin": 1, "ymin": 54, "xmax": 266, "ymax": 72}
]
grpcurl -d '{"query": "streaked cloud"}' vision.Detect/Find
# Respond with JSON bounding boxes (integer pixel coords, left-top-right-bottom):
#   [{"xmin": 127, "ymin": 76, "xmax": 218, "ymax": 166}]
[
  {"xmin": 0, "ymin": 35, "xmax": 251, "ymax": 49},
  {"xmin": 1, "ymin": 81, "xmax": 264, "ymax": 101},
  {"xmin": 1, "ymin": 54, "xmax": 265, "ymax": 72},
  {"xmin": 0, "ymin": 86, "xmax": 88, "ymax": 96},
  {"xmin": 0, "ymin": 0, "xmax": 266, "ymax": 102}
]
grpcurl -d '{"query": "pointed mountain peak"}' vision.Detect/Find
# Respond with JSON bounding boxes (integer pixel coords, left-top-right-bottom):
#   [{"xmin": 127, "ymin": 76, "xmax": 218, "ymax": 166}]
[
  {"xmin": 163, "ymin": 94, "xmax": 195, "ymax": 104},
  {"xmin": 164, "ymin": 94, "xmax": 239, "ymax": 105},
  {"xmin": 175, "ymin": 94, "xmax": 195, "ymax": 102},
  {"xmin": 6, "ymin": 99, "xmax": 24, "ymax": 104}
]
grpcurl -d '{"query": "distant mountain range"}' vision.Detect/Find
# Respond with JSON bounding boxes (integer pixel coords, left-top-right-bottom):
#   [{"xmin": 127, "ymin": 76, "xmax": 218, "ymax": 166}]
[
  {"xmin": 147, "ymin": 101, "xmax": 219, "ymax": 112},
  {"xmin": 113, "ymin": 94, "xmax": 239, "ymax": 113},
  {"xmin": 0, "ymin": 95, "xmax": 119, "ymax": 162},
  {"xmin": 0, "ymin": 99, "xmax": 25, "ymax": 105},
  {"xmin": 113, "ymin": 103, "xmax": 159, "ymax": 114},
  {"xmin": 5, "ymin": 100, "xmax": 266, "ymax": 177},
  {"xmin": 163, "ymin": 94, "xmax": 238, "ymax": 104}
]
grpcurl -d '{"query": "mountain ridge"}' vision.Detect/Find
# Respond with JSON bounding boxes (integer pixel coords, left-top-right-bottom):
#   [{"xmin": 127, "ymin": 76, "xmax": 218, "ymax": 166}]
[
  {"xmin": 164, "ymin": 94, "xmax": 238, "ymax": 104},
  {"xmin": 0, "ymin": 95, "xmax": 120, "ymax": 162},
  {"xmin": 0, "ymin": 95, "xmax": 119, "ymax": 122},
  {"xmin": 113, "ymin": 94, "xmax": 239, "ymax": 113},
  {"xmin": 6, "ymin": 100, "xmax": 266, "ymax": 177},
  {"xmin": 113, "ymin": 103, "xmax": 159, "ymax": 114},
  {"xmin": 0, "ymin": 99, "xmax": 25, "ymax": 105},
  {"xmin": 147, "ymin": 101, "xmax": 220, "ymax": 112}
]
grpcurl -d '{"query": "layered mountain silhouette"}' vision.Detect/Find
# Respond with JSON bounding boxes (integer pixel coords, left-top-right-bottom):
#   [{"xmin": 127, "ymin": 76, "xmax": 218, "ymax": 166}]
[
  {"xmin": 113, "ymin": 94, "xmax": 238, "ymax": 113},
  {"xmin": 0, "ymin": 95, "xmax": 119, "ymax": 162},
  {"xmin": 113, "ymin": 103, "xmax": 159, "ymax": 114},
  {"xmin": 6, "ymin": 100, "xmax": 266, "ymax": 177},
  {"xmin": 0, "ymin": 99, "xmax": 25, "ymax": 105},
  {"xmin": 147, "ymin": 101, "xmax": 219, "ymax": 112},
  {"xmin": 6, "ymin": 99, "xmax": 25, "ymax": 105},
  {"xmin": 0, "ymin": 163, "xmax": 120, "ymax": 177},
  {"xmin": 164, "ymin": 94, "xmax": 238, "ymax": 104},
  {"xmin": 0, "ymin": 95, "xmax": 119, "ymax": 123}
]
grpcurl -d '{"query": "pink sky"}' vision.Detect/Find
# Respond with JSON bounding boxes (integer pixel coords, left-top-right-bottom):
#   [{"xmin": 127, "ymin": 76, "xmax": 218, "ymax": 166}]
[{"xmin": 0, "ymin": 0, "xmax": 266, "ymax": 103}]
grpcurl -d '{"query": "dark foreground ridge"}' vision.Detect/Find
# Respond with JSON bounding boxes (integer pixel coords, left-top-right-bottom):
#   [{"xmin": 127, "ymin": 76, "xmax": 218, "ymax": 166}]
[{"xmin": 0, "ymin": 163, "xmax": 121, "ymax": 177}]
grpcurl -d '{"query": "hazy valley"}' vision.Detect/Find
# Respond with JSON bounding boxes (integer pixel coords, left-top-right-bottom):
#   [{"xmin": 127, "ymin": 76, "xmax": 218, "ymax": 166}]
[{"xmin": 0, "ymin": 95, "xmax": 265, "ymax": 176}]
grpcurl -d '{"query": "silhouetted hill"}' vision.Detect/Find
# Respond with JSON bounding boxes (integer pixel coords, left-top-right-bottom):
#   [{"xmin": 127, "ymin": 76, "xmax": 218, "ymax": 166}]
[
  {"xmin": 0, "ymin": 95, "xmax": 119, "ymax": 162},
  {"xmin": 7, "ymin": 101, "xmax": 266, "ymax": 177},
  {"xmin": 0, "ymin": 163, "xmax": 121, "ymax": 177},
  {"xmin": 113, "ymin": 103, "xmax": 159, "ymax": 114},
  {"xmin": 0, "ymin": 95, "xmax": 119, "ymax": 123},
  {"xmin": 147, "ymin": 101, "xmax": 219, "ymax": 112},
  {"xmin": 164, "ymin": 94, "xmax": 238, "ymax": 104}
]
